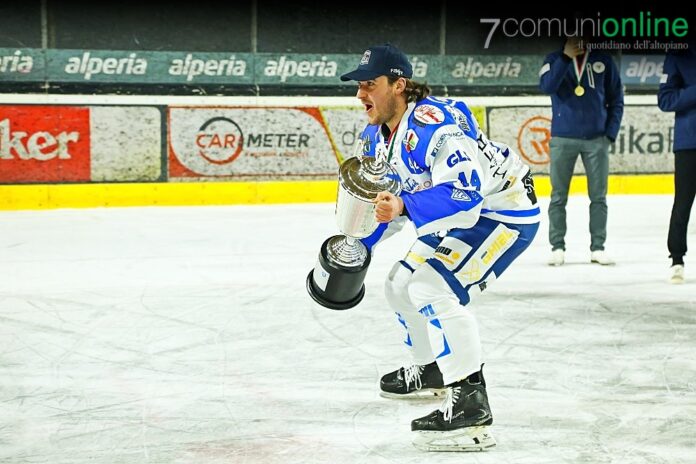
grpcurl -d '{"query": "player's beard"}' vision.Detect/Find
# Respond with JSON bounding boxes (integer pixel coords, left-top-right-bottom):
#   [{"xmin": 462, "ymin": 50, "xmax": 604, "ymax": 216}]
[{"xmin": 375, "ymin": 93, "xmax": 399, "ymax": 128}]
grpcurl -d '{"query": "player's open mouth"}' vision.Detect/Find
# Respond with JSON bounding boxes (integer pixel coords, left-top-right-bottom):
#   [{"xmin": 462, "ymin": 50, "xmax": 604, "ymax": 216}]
[{"xmin": 364, "ymin": 104, "xmax": 373, "ymax": 113}]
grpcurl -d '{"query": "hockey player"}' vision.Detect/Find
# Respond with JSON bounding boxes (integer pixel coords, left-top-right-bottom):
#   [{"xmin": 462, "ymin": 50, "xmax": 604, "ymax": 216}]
[{"xmin": 340, "ymin": 43, "xmax": 540, "ymax": 451}]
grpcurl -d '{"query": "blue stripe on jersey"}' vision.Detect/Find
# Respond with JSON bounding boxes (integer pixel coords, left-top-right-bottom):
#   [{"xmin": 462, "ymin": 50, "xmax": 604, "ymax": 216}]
[
  {"xmin": 481, "ymin": 207, "xmax": 541, "ymax": 217},
  {"xmin": 360, "ymin": 222, "xmax": 388, "ymax": 252},
  {"xmin": 399, "ymin": 259, "xmax": 415, "ymax": 273},
  {"xmin": 417, "ymin": 232, "xmax": 442, "ymax": 249},
  {"xmin": 402, "ymin": 184, "xmax": 483, "ymax": 230}
]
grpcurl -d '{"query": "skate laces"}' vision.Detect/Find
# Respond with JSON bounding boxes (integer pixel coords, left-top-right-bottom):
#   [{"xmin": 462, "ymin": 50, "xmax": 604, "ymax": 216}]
[
  {"xmin": 404, "ymin": 365, "xmax": 424, "ymax": 390},
  {"xmin": 441, "ymin": 386, "xmax": 461, "ymax": 422}
]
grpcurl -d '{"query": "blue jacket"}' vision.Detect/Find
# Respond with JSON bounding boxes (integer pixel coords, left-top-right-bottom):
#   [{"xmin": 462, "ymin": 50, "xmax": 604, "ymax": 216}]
[
  {"xmin": 658, "ymin": 48, "xmax": 696, "ymax": 152},
  {"xmin": 539, "ymin": 49, "xmax": 624, "ymax": 142}
]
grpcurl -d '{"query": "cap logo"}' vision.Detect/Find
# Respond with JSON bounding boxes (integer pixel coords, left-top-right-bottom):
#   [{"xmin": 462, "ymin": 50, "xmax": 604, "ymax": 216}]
[
  {"xmin": 360, "ymin": 50, "xmax": 371, "ymax": 65},
  {"xmin": 390, "ymin": 68, "xmax": 403, "ymax": 76}
]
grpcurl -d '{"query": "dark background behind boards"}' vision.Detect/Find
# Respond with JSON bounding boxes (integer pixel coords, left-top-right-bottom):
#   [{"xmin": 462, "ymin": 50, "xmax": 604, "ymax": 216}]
[
  {"xmin": 3, "ymin": 1, "xmax": 681, "ymax": 54},
  {"xmin": 0, "ymin": 2, "xmax": 42, "ymax": 48},
  {"xmin": 0, "ymin": 1, "xmax": 691, "ymax": 96},
  {"xmin": 50, "ymin": 2, "xmax": 253, "ymax": 52},
  {"xmin": 256, "ymin": 2, "xmax": 442, "ymax": 54},
  {"xmin": 1, "ymin": 1, "xmax": 444, "ymax": 53}
]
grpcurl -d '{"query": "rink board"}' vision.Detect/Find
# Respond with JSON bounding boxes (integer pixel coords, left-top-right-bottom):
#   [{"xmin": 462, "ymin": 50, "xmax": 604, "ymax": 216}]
[
  {"xmin": 0, "ymin": 94, "xmax": 674, "ymax": 209},
  {"xmin": 0, "ymin": 175, "xmax": 675, "ymax": 210}
]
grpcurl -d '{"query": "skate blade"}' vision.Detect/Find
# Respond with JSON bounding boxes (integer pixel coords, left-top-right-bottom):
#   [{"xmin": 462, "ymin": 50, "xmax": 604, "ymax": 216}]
[
  {"xmin": 379, "ymin": 388, "xmax": 447, "ymax": 400},
  {"xmin": 412, "ymin": 426, "xmax": 496, "ymax": 452}
]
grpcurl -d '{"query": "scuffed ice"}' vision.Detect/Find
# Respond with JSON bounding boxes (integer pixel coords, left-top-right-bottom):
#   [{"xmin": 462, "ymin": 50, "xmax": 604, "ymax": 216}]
[{"xmin": 0, "ymin": 195, "xmax": 694, "ymax": 463}]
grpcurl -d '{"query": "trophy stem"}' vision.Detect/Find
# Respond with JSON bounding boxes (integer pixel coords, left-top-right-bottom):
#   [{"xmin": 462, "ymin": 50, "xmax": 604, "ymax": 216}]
[{"xmin": 325, "ymin": 235, "xmax": 368, "ymax": 267}]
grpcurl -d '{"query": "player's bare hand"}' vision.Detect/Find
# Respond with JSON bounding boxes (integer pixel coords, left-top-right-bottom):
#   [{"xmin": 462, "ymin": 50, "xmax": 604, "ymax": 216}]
[
  {"xmin": 563, "ymin": 37, "xmax": 584, "ymax": 59},
  {"xmin": 374, "ymin": 191, "xmax": 404, "ymax": 223}
]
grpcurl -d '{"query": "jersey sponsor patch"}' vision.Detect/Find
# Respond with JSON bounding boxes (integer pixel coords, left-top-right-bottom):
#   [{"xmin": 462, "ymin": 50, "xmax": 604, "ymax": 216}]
[
  {"xmin": 453, "ymin": 224, "xmax": 518, "ymax": 284},
  {"xmin": 414, "ymin": 105, "xmax": 445, "ymax": 125},
  {"xmin": 446, "ymin": 149, "xmax": 471, "ymax": 167},
  {"xmin": 403, "ymin": 176, "xmax": 432, "ymax": 192},
  {"xmin": 403, "ymin": 129, "xmax": 419, "ymax": 152},
  {"xmin": 430, "ymin": 130, "xmax": 466, "ymax": 158},
  {"xmin": 479, "ymin": 224, "xmax": 518, "ymax": 267},
  {"xmin": 443, "ymin": 105, "xmax": 470, "ymax": 133},
  {"xmin": 433, "ymin": 237, "xmax": 472, "ymax": 271}
]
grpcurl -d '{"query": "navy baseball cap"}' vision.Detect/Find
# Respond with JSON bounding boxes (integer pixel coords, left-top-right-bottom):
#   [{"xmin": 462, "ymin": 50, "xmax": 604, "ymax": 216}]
[{"xmin": 340, "ymin": 43, "xmax": 413, "ymax": 82}]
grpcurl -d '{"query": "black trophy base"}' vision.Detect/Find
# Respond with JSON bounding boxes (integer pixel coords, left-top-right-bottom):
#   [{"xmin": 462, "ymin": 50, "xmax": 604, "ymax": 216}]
[
  {"xmin": 306, "ymin": 270, "xmax": 365, "ymax": 310},
  {"xmin": 306, "ymin": 235, "xmax": 371, "ymax": 310}
]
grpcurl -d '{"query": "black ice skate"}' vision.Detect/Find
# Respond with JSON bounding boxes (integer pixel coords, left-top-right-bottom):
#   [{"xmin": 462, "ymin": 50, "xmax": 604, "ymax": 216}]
[
  {"xmin": 379, "ymin": 361, "xmax": 446, "ymax": 399},
  {"xmin": 411, "ymin": 368, "xmax": 496, "ymax": 451}
]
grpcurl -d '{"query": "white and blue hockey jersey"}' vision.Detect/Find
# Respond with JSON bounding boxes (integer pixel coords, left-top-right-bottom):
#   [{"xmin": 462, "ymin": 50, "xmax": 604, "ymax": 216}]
[{"xmin": 358, "ymin": 96, "xmax": 539, "ymax": 249}]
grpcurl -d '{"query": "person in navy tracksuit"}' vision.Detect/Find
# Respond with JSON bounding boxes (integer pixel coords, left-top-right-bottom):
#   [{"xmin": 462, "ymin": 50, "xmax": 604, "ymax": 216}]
[
  {"xmin": 658, "ymin": 46, "xmax": 696, "ymax": 284},
  {"xmin": 539, "ymin": 36, "xmax": 624, "ymax": 266}
]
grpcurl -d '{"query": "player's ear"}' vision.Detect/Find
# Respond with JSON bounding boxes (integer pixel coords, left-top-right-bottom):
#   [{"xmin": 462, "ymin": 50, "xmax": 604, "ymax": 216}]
[{"xmin": 394, "ymin": 77, "xmax": 407, "ymax": 94}]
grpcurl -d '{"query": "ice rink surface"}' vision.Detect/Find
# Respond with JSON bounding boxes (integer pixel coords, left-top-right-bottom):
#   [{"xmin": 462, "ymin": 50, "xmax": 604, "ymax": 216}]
[{"xmin": 1, "ymin": 195, "xmax": 695, "ymax": 464}]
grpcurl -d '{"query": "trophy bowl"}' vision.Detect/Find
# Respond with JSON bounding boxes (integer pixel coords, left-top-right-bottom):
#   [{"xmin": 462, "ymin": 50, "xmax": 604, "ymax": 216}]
[{"xmin": 306, "ymin": 155, "xmax": 401, "ymax": 310}]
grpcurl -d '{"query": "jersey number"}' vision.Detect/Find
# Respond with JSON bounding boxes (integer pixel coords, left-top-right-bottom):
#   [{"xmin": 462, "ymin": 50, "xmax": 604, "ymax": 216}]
[{"xmin": 458, "ymin": 170, "xmax": 481, "ymax": 191}]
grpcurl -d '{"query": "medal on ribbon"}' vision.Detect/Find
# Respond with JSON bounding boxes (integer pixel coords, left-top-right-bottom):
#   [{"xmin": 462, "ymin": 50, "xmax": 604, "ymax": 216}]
[{"xmin": 573, "ymin": 50, "xmax": 589, "ymax": 97}]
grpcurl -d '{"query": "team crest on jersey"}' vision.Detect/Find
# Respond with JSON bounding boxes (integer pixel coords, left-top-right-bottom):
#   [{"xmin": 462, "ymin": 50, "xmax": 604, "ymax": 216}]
[
  {"xmin": 403, "ymin": 129, "xmax": 419, "ymax": 152},
  {"xmin": 592, "ymin": 61, "xmax": 605, "ymax": 73},
  {"xmin": 414, "ymin": 105, "xmax": 445, "ymax": 125},
  {"xmin": 451, "ymin": 188, "xmax": 472, "ymax": 201}
]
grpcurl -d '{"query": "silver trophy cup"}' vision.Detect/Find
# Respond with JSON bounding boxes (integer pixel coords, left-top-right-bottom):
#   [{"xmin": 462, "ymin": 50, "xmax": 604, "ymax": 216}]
[{"xmin": 306, "ymin": 155, "xmax": 401, "ymax": 310}]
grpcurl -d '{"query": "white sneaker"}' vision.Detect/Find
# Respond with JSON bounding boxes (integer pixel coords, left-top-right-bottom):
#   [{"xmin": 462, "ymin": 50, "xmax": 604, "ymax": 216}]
[
  {"xmin": 670, "ymin": 265, "xmax": 685, "ymax": 284},
  {"xmin": 548, "ymin": 249, "xmax": 564, "ymax": 266},
  {"xmin": 590, "ymin": 250, "xmax": 615, "ymax": 265}
]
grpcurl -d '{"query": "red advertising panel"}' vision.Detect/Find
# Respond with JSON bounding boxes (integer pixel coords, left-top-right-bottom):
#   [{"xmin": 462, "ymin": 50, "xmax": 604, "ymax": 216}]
[{"xmin": 0, "ymin": 105, "xmax": 90, "ymax": 182}]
